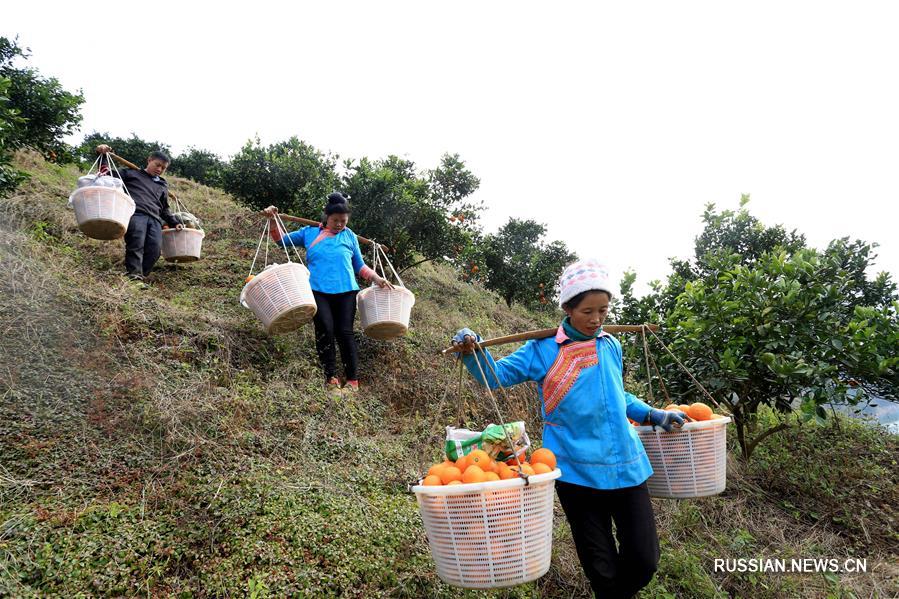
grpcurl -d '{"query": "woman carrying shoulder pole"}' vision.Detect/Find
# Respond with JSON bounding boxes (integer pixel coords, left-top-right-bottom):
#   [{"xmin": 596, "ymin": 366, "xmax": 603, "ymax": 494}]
[
  {"xmin": 451, "ymin": 259, "xmax": 684, "ymax": 599},
  {"xmin": 263, "ymin": 192, "xmax": 392, "ymax": 392}
]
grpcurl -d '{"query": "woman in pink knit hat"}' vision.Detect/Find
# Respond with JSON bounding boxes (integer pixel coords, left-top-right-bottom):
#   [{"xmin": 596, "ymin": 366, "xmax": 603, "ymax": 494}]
[{"xmin": 453, "ymin": 259, "xmax": 684, "ymax": 599}]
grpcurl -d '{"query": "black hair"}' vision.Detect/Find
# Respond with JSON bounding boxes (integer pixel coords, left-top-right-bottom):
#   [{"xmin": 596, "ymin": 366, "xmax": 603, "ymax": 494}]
[
  {"xmin": 323, "ymin": 191, "xmax": 351, "ymax": 221},
  {"xmin": 562, "ymin": 289, "xmax": 612, "ymax": 311},
  {"xmin": 149, "ymin": 150, "xmax": 170, "ymax": 164}
]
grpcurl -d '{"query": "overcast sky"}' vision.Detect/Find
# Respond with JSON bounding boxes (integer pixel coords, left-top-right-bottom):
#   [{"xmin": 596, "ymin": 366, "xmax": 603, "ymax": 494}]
[{"xmin": 6, "ymin": 1, "xmax": 899, "ymax": 295}]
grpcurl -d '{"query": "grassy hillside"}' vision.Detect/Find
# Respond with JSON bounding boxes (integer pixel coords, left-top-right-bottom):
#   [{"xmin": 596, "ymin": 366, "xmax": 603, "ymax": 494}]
[{"xmin": 1, "ymin": 152, "xmax": 896, "ymax": 598}]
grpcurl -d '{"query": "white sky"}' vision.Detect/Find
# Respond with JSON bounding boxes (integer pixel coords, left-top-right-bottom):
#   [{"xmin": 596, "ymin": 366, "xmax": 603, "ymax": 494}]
[{"xmin": 6, "ymin": 1, "xmax": 899, "ymax": 296}]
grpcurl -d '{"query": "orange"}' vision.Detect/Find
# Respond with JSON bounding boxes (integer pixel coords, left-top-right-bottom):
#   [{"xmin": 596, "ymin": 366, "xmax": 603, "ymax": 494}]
[
  {"xmin": 466, "ymin": 449, "xmax": 492, "ymax": 471},
  {"xmin": 455, "ymin": 455, "xmax": 470, "ymax": 472},
  {"xmin": 439, "ymin": 466, "xmax": 463, "ymax": 485},
  {"xmin": 244, "ymin": 275, "xmax": 255, "ymax": 283},
  {"xmin": 531, "ymin": 462, "xmax": 553, "ymax": 475},
  {"xmin": 423, "ymin": 474, "xmax": 442, "ymax": 486},
  {"xmin": 427, "ymin": 463, "xmax": 446, "ymax": 477},
  {"xmin": 447, "ymin": 480, "xmax": 463, "ymax": 485},
  {"xmin": 509, "ymin": 463, "xmax": 536, "ymax": 476},
  {"xmin": 498, "ymin": 465, "xmax": 516, "ymax": 480},
  {"xmin": 484, "ymin": 472, "xmax": 501, "ymax": 482},
  {"xmin": 462, "ymin": 465, "xmax": 487, "ymax": 484},
  {"xmin": 530, "ymin": 448, "xmax": 557, "ymax": 470},
  {"xmin": 688, "ymin": 403, "xmax": 713, "ymax": 421},
  {"xmin": 663, "ymin": 404, "xmax": 682, "ymax": 411}
]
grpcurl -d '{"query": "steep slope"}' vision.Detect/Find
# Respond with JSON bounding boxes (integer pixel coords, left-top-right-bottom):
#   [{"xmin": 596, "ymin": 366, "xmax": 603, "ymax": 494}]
[{"xmin": 1, "ymin": 152, "xmax": 896, "ymax": 598}]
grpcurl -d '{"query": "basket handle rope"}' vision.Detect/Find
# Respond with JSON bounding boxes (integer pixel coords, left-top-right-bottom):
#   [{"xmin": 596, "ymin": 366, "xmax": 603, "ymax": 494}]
[
  {"xmin": 411, "ymin": 357, "xmax": 467, "ymax": 486},
  {"xmin": 466, "ymin": 340, "xmax": 530, "ymax": 482},
  {"xmin": 248, "ymin": 218, "xmax": 271, "ymax": 277},
  {"xmin": 642, "ymin": 324, "xmax": 724, "ymax": 411},
  {"xmin": 368, "ymin": 242, "xmax": 405, "ymax": 288},
  {"xmin": 97, "ymin": 152, "xmax": 133, "ymax": 198},
  {"xmin": 377, "ymin": 243, "xmax": 404, "ymax": 287},
  {"xmin": 270, "ymin": 212, "xmax": 307, "ymax": 266}
]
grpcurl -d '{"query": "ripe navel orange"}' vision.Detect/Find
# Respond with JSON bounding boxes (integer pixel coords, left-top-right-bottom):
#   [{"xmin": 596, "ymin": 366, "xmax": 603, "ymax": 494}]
[
  {"xmin": 462, "ymin": 465, "xmax": 487, "ymax": 484},
  {"xmin": 688, "ymin": 403, "xmax": 713, "ymax": 421},
  {"xmin": 423, "ymin": 474, "xmax": 442, "ymax": 486},
  {"xmin": 530, "ymin": 448, "xmax": 557, "ymax": 470},
  {"xmin": 531, "ymin": 462, "xmax": 553, "ymax": 475},
  {"xmin": 455, "ymin": 455, "xmax": 469, "ymax": 472},
  {"xmin": 466, "ymin": 449, "xmax": 492, "ymax": 471},
  {"xmin": 498, "ymin": 464, "xmax": 516, "ymax": 480},
  {"xmin": 439, "ymin": 466, "xmax": 463, "ymax": 485}
]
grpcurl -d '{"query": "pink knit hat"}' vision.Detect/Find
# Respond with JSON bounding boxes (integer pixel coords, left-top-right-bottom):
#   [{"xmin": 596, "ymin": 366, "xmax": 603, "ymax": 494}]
[{"xmin": 558, "ymin": 259, "xmax": 614, "ymax": 307}]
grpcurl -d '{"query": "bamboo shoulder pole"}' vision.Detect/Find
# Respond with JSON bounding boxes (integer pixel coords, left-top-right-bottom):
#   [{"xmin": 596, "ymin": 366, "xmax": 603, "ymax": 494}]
[
  {"xmin": 441, "ymin": 324, "xmax": 659, "ymax": 354},
  {"xmin": 109, "ymin": 152, "xmax": 388, "ymax": 250},
  {"xmin": 109, "ymin": 152, "xmax": 181, "ymax": 202},
  {"xmin": 258, "ymin": 211, "xmax": 387, "ymax": 251}
]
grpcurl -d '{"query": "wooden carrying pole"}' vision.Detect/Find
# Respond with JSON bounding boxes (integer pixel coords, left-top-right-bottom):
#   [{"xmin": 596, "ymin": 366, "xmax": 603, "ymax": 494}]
[
  {"xmin": 109, "ymin": 152, "xmax": 387, "ymax": 251},
  {"xmin": 441, "ymin": 324, "xmax": 659, "ymax": 354},
  {"xmin": 260, "ymin": 212, "xmax": 386, "ymax": 251},
  {"xmin": 108, "ymin": 153, "xmax": 180, "ymax": 202},
  {"xmin": 259, "ymin": 212, "xmax": 390, "ymax": 252}
]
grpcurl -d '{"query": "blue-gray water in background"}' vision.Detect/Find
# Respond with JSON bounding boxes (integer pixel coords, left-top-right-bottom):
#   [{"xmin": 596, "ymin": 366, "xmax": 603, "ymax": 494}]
[{"xmin": 829, "ymin": 396, "xmax": 899, "ymax": 435}]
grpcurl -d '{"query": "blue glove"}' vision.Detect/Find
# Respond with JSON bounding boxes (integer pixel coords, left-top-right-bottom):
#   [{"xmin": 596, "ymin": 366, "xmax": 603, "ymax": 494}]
[
  {"xmin": 452, "ymin": 328, "xmax": 481, "ymax": 345},
  {"xmin": 647, "ymin": 408, "xmax": 686, "ymax": 432}
]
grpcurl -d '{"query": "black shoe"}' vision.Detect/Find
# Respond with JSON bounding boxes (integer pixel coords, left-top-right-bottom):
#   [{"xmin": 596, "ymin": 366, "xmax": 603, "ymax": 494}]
[{"xmin": 124, "ymin": 273, "xmax": 149, "ymax": 289}]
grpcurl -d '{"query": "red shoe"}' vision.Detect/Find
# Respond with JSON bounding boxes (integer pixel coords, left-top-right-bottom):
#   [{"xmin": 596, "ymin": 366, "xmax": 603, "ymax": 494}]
[
  {"xmin": 325, "ymin": 377, "xmax": 341, "ymax": 390},
  {"xmin": 343, "ymin": 380, "xmax": 359, "ymax": 392}
]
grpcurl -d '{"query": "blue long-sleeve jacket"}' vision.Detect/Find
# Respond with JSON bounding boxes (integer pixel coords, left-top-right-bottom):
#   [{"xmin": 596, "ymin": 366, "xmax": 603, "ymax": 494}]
[
  {"xmin": 277, "ymin": 226, "xmax": 368, "ymax": 294},
  {"xmin": 462, "ymin": 326, "xmax": 654, "ymax": 490}
]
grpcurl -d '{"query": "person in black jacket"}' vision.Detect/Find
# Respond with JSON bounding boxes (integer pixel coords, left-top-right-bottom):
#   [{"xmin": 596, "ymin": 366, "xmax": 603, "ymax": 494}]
[{"xmin": 95, "ymin": 144, "xmax": 182, "ymax": 282}]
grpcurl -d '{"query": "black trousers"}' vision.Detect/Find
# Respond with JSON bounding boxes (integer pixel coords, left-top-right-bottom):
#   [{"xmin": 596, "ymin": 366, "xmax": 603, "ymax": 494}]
[
  {"xmin": 312, "ymin": 290, "xmax": 359, "ymax": 381},
  {"xmin": 124, "ymin": 213, "xmax": 162, "ymax": 277},
  {"xmin": 556, "ymin": 480, "xmax": 660, "ymax": 599}
]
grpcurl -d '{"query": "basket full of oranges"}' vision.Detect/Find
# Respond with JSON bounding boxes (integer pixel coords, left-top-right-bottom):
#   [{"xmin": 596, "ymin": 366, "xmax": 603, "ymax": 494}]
[
  {"xmin": 632, "ymin": 402, "xmax": 731, "ymax": 499},
  {"xmin": 411, "ymin": 447, "xmax": 560, "ymax": 589}
]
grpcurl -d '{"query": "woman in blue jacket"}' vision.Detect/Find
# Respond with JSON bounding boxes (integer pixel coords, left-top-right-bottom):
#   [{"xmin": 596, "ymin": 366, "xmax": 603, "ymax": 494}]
[
  {"xmin": 452, "ymin": 259, "xmax": 684, "ymax": 599},
  {"xmin": 264, "ymin": 193, "xmax": 391, "ymax": 391}
]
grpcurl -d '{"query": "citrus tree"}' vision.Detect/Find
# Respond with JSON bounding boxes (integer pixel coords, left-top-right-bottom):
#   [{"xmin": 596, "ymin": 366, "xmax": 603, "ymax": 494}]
[
  {"xmin": 168, "ymin": 146, "xmax": 227, "ymax": 188},
  {"xmin": 340, "ymin": 153, "xmax": 482, "ymax": 270},
  {"xmin": 474, "ymin": 218, "xmax": 577, "ymax": 310},
  {"xmin": 1, "ymin": 36, "xmax": 84, "ymax": 164},
  {"xmin": 620, "ymin": 200, "xmax": 899, "ymax": 459},
  {"xmin": 0, "ymin": 77, "xmax": 27, "ymax": 195},
  {"xmin": 221, "ymin": 136, "xmax": 337, "ymax": 218}
]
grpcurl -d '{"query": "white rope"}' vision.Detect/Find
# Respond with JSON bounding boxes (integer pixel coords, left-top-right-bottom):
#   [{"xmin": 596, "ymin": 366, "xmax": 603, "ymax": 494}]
[
  {"xmin": 104, "ymin": 154, "xmax": 132, "ymax": 198},
  {"xmin": 272, "ymin": 212, "xmax": 306, "ymax": 265},
  {"xmin": 86, "ymin": 155, "xmax": 102, "ymax": 175},
  {"xmin": 371, "ymin": 241, "xmax": 384, "ymax": 280},
  {"xmin": 248, "ymin": 219, "xmax": 270, "ymax": 277},
  {"xmin": 468, "ymin": 342, "xmax": 529, "ymax": 481},
  {"xmin": 643, "ymin": 324, "xmax": 723, "ymax": 409},
  {"xmin": 378, "ymin": 244, "xmax": 405, "ymax": 287}
]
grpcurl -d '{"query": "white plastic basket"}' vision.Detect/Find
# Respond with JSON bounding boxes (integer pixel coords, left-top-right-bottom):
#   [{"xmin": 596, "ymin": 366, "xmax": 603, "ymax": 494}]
[
  {"xmin": 240, "ymin": 262, "xmax": 317, "ymax": 334},
  {"xmin": 69, "ymin": 186, "xmax": 135, "ymax": 240},
  {"xmin": 635, "ymin": 417, "xmax": 731, "ymax": 499},
  {"xmin": 161, "ymin": 227, "xmax": 205, "ymax": 263},
  {"xmin": 411, "ymin": 469, "xmax": 561, "ymax": 589},
  {"xmin": 357, "ymin": 286, "xmax": 415, "ymax": 339}
]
